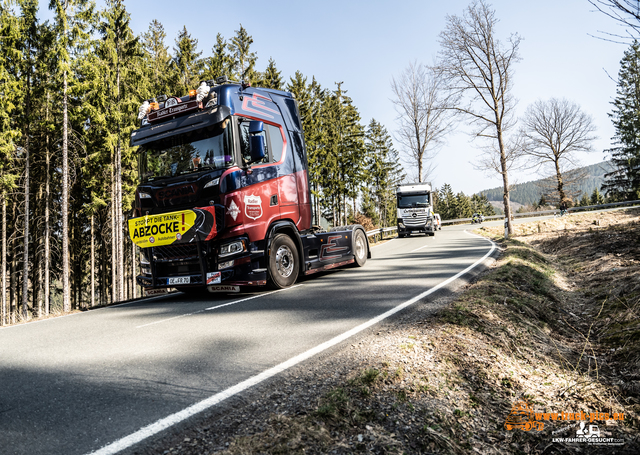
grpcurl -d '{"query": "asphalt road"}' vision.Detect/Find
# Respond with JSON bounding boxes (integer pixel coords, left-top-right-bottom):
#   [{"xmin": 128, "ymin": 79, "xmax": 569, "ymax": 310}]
[{"xmin": 0, "ymin": 223, "xmax": 496, "ymax": 455}]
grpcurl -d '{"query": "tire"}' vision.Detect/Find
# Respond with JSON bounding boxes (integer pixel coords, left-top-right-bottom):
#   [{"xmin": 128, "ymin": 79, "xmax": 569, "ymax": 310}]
[
  {"xmin": 353, "ymin": 229, "xmax": 368, "ymax": 267},
  {"xmin": 268, "ymin": 234, "xmax": 299, "ymax": 289}
]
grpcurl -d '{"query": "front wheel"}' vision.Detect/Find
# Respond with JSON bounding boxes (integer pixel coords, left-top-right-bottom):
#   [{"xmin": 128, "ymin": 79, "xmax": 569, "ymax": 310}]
[
  {"xmin": 353, "ymin": 229, "xmax": 368, "ymax": 267},
  {"xmin": 268, "ymin": 234, "xmax": 299, "ymax": 289}
]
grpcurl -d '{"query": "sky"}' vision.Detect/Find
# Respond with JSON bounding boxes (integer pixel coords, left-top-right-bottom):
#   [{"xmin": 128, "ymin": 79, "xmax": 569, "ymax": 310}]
[{"xmin": 38, "ymin": 0, "xmax": 630, "ymax": 195}]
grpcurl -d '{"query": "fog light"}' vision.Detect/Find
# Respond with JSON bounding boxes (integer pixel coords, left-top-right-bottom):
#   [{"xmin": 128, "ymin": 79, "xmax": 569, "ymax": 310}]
[{"xmin": 218, "ymin": 260, "xmax": 234, "ymax": 270}]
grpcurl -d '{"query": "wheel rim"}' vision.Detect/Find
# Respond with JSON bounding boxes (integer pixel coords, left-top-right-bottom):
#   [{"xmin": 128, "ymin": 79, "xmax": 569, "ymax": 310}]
[
  {"xmin": 275, "ymin": 245, "xmax": 294, "ymax": 278},
  {"xmin": 355, "ymin": 234, "xmax": 366, "ymax": 259}
]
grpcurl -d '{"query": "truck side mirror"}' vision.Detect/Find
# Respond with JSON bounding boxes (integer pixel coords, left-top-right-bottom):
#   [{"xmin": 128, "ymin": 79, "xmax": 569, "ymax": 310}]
[{"xmin": 248, "ymin": 121, "xmax": 265, "ymax": 163}]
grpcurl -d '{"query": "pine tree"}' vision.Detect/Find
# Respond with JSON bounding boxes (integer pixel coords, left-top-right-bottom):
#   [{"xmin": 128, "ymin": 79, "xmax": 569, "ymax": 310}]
[
  {"xmin": 202, "ymin": 33, "xmax": 232, "ymax": 82},
  {"xmin": 92, "ymin": 0, "xmax": 142, "ymax": 302},
  {"xmin": 603, "ymin": 41, "xmax": 640, "ymax": 201},
  {"xmin": 50, "ymin": 0, "xmax": 95, "ymax": 313},
  {"xmin": 229, "ymin": 24, "xmax": 257, "ymax": 83},
  {"xmin": 171, "ymin": 26, "xmax": 202, "ymax": 95},
  {"xmin": 261, "ymin": 57, "xmax": 283, "ymax": 89},
  {"xmin": 590, "ymin": 187, "xmax": 605, "ymax": 205},
  {"xmin": 0, "ymin": 1, "xmax": 22, "ymax": 324},
  {"xmin": 141, "ymin": 19, "xmax": 171, "ymax": 97},
  {"xmin": 364, "ymin": 119, "xmax": 404, "ymax": 227},
  {"xmin": 437, "ymin": 183, "xmax": 456, "ymax": 220},
  {"xmin": 455, "ymin": 192, "xmax": 472, "ymax": 219}
]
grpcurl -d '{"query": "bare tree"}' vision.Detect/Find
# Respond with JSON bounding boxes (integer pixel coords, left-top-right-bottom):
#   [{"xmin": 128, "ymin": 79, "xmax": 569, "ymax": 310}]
[
  {"xmin": 437, "ymin": 0, "xmax": 521, "ymax": 233},
  {"xmin": 391, "ymin": 62, "xmax": 454, "ymax": 183},
  {"xmin": 521, "ymin": 98, "xmax": 597, "ymax": 205},
  {"xmin": 535, "ymin": 167, "xmax": 589, "ymax": 206},
  {"xmin": 589, "ymin": 0, "xmax": 640, "ymax": 41}
]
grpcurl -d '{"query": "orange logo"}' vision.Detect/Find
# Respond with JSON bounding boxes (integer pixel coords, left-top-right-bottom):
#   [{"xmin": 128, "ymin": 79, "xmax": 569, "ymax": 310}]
[{"xmin": 505, "ymin": 401, "xmax": 545, "ymax": 432}]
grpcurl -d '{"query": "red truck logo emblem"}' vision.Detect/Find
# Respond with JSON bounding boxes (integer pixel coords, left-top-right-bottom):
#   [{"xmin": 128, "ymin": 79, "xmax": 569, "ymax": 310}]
[
  {"xmin": 320, "ymin": 235, "xmax": 348, "ymax": 260},
  {"xmin": 244, "ymin": 194, "xmax": 263, "ymax": 220},
  {"xmin": 241, "ymin": 93, "xmax": 279, "ymax": 119}
]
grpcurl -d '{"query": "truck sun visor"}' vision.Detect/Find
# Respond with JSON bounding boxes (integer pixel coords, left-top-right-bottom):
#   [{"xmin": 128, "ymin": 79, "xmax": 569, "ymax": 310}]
[{"xmin": 130, "ymin": 105, "xmax": 232, "ymax": 147}]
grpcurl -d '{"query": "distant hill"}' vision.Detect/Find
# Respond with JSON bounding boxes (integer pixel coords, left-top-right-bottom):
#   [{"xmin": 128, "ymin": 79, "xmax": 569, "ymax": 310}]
[{"xmin": 478, "ymin": 161, "xmax": 614, "ymax": 206}]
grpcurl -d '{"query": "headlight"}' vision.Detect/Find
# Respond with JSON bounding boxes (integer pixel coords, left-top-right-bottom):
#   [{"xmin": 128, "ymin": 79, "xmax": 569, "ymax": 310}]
[
  {"xmin": 204, "ymin": 177, "xmax": 220, "ymax": 189},
  {"xmin": 219, "ymin": 240, "xmax": 246, "ymax": 258},
  {"xmin": 399, "ymin": 222, "xmax": 405, "ymax": 228},
  {"xmin": 139, "ymin": 192, "xmax": 152, "ymax": 199}
]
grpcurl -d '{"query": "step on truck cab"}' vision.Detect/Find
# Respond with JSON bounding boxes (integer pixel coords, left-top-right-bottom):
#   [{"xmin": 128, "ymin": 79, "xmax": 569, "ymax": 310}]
[
  {"xmin": 128, "ymin": 77, "xmax": 370, "ymax": 293},
  {"xmin": 396, "ymin": 182, "xmax": 435, "ymax": 237}
]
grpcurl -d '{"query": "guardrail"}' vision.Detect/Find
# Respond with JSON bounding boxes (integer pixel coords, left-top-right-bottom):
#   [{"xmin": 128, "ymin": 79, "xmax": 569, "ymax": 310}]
[
  {"xmin": 365, "ymin": 226, "xmax": 398, "ymax": 242},
  {"xmin": 363, "ymin": 199, "xmax": 640, "ymax": 238},
  {"xmin": 441, "ymin": 199, "xmax": 640, "ymax": 225}
]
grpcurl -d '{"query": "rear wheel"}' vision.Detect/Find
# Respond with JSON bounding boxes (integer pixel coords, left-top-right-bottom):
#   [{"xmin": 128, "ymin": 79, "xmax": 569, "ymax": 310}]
[
  {"xmin": 353, "ymin": 229, "xmax": 368, "ymax": 267},
  {"xmin": 268, "ymin": 234, "xmax": 299, "ymax": 289}
]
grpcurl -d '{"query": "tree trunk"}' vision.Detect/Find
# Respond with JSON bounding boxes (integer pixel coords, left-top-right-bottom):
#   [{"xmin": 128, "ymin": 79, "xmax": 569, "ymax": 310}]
[
  {"xmin": 10, "ymin": 198, "xmax": 17, "ymax": 323},
  {"xmin": 555, "ymin": 158, "xmax": 566, "ymax": 203},
  {"xmin": 111, "ymin": 163, "xmax": 117, "ymax": 303},
  {"xmin": 496, "ymin": 125, "xmax": 513, "ymax": 235},
  {"xmin": 22, "ymin": 130, "xmax": 30, "ymax": 320},
  {"xmin": 1, "ymin": 195, "xmax": 6, "ymax": 326},
  {"xmin": 62, "ymin": 69, "xmax": 70, "ymax": 313},
  {"xmin": 91, "ymin": 213, "xmax": 95, "ymax": 307},
  {"xmin": 44, "ymin": 91, "xmax": 51, "ymax": 315}
]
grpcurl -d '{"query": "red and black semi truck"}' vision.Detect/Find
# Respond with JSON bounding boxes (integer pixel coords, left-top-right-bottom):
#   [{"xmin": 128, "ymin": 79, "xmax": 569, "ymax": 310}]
[{"xmin": 128, "ymin": 78, "xmax": 370, "ymax": 293}]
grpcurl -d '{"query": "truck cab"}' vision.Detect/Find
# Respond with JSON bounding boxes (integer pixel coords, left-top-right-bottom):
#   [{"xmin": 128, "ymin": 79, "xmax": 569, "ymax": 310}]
[
  {"xmin": 396, "ymin": 182, "xmax": 435, "ymax": 237},
  {"xmin": 129, "ymin": 79, "xmax": 370, "ymax": 293}
]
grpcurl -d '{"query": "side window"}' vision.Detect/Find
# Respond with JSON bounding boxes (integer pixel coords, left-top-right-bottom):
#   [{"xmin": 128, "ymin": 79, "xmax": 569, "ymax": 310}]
[
  {"xmin": 238, "ymin": 118, "xmax": 269, "ymax": 166},
  {"xmin": 267, "ymin": 124, "xmax": 284, "ymax": 163}
]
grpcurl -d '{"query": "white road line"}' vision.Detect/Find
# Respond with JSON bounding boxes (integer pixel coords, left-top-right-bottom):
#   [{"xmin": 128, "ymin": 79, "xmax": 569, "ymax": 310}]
[
  {"xmin": 136, "ymin": 285, "xmax": 304, "ymax": 329},
  {"xmin": 87, "ymin": 232, "xmax": 495, "ymax": 455},
  {"xmin": 410, "ymin": 245, "xmax": 429, "ymax": 253},
  {"xmin": 205, "ymin": 284, "xmax": 304, "ymax": 311}
]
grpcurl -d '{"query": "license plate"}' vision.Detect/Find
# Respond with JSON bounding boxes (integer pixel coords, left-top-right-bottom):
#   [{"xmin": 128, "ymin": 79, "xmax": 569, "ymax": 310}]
[
  {"xmin": 168, "ymin": 276, "xmax": 190, "ymax": 285},
  {"xmin": 207, "ymin": 285, "xmax": 240, "ymax": 293}
]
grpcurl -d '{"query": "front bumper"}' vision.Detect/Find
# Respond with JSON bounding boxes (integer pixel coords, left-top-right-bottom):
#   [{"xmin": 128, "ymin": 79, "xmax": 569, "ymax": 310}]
[{"xmin": 136, "ymin": 238, "xmax": 268, "ymax": 289}]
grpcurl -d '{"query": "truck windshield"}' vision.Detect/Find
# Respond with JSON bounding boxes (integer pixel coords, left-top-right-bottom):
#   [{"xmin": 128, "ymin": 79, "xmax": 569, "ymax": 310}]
[
  {"xmin": 138, "ymin": 118, "xmax": 233, "ymax": 183},
  {"xmin": 397, "ymin": 194, "xmax": 430, "ymax": 208}
]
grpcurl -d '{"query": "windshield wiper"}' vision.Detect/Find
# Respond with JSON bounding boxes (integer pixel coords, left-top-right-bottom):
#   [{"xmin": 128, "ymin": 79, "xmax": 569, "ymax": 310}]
[
  {"xmin": 147, "ymin": 175, "xmax": 171, "ymax": 183},
  {"xmin": 178, "ymin": 164, "xmax": 221, "ymax": 176}
]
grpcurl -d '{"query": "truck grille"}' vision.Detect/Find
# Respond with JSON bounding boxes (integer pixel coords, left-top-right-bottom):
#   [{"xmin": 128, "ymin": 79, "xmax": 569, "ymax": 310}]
[
  {"xmin": 153, "ymin": 243, "xmax": 199, "ymax": 263},
  {"xmin": 404, "ymin": 215, "xmax": 428, "ymax": 227}
]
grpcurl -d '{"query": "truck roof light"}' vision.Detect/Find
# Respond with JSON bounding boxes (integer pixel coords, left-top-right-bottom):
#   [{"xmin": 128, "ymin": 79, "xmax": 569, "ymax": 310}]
[
  {"xmin": 157, "ymin": 94, "xmax": 167, "ymax": 103},
  {"xmin": 189, "ymin": 89, "xmax": 197, "ymax": 99},
  {"xmin": 165, "ymin": 97, "xmax": 180, "ymax": 108},
  {"xmin": 216, "ymin": 75, "xmax": 228, "ymax": 85},
  {"xmin": 149, "ymin": 102, "xmax": 159, "ymax": 110}
]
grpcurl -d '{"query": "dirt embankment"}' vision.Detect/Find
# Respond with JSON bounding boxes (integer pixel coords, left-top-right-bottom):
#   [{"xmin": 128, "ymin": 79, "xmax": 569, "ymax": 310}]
[{"xmin": 139, "ymin": 209, "xmax": 640, "ymax": 455}]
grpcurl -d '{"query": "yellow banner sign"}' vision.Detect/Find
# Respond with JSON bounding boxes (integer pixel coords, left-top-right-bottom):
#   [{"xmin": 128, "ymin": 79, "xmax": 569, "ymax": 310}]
[{"xmin": 128, "ymin": 210, "xmax": 197, "ymax": 247}]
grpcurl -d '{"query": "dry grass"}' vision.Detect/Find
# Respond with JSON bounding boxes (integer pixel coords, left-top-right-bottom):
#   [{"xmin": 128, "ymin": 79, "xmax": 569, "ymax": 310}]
[{"xmin": 154, "ymin": 209, "xmax": 640, "ymax": 455}]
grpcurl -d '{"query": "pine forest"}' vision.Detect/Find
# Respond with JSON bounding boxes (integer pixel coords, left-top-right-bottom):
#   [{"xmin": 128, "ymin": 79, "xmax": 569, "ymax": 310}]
[{"xmin": 0, "ymin": 1, "xmax": 409, "ymax": 324}]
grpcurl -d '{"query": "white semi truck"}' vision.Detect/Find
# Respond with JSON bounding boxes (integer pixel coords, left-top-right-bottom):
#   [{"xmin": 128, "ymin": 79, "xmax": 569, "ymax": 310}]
[{"xmin": 396, "ymin": 182, "xmax": 435, "ymax": 237}]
